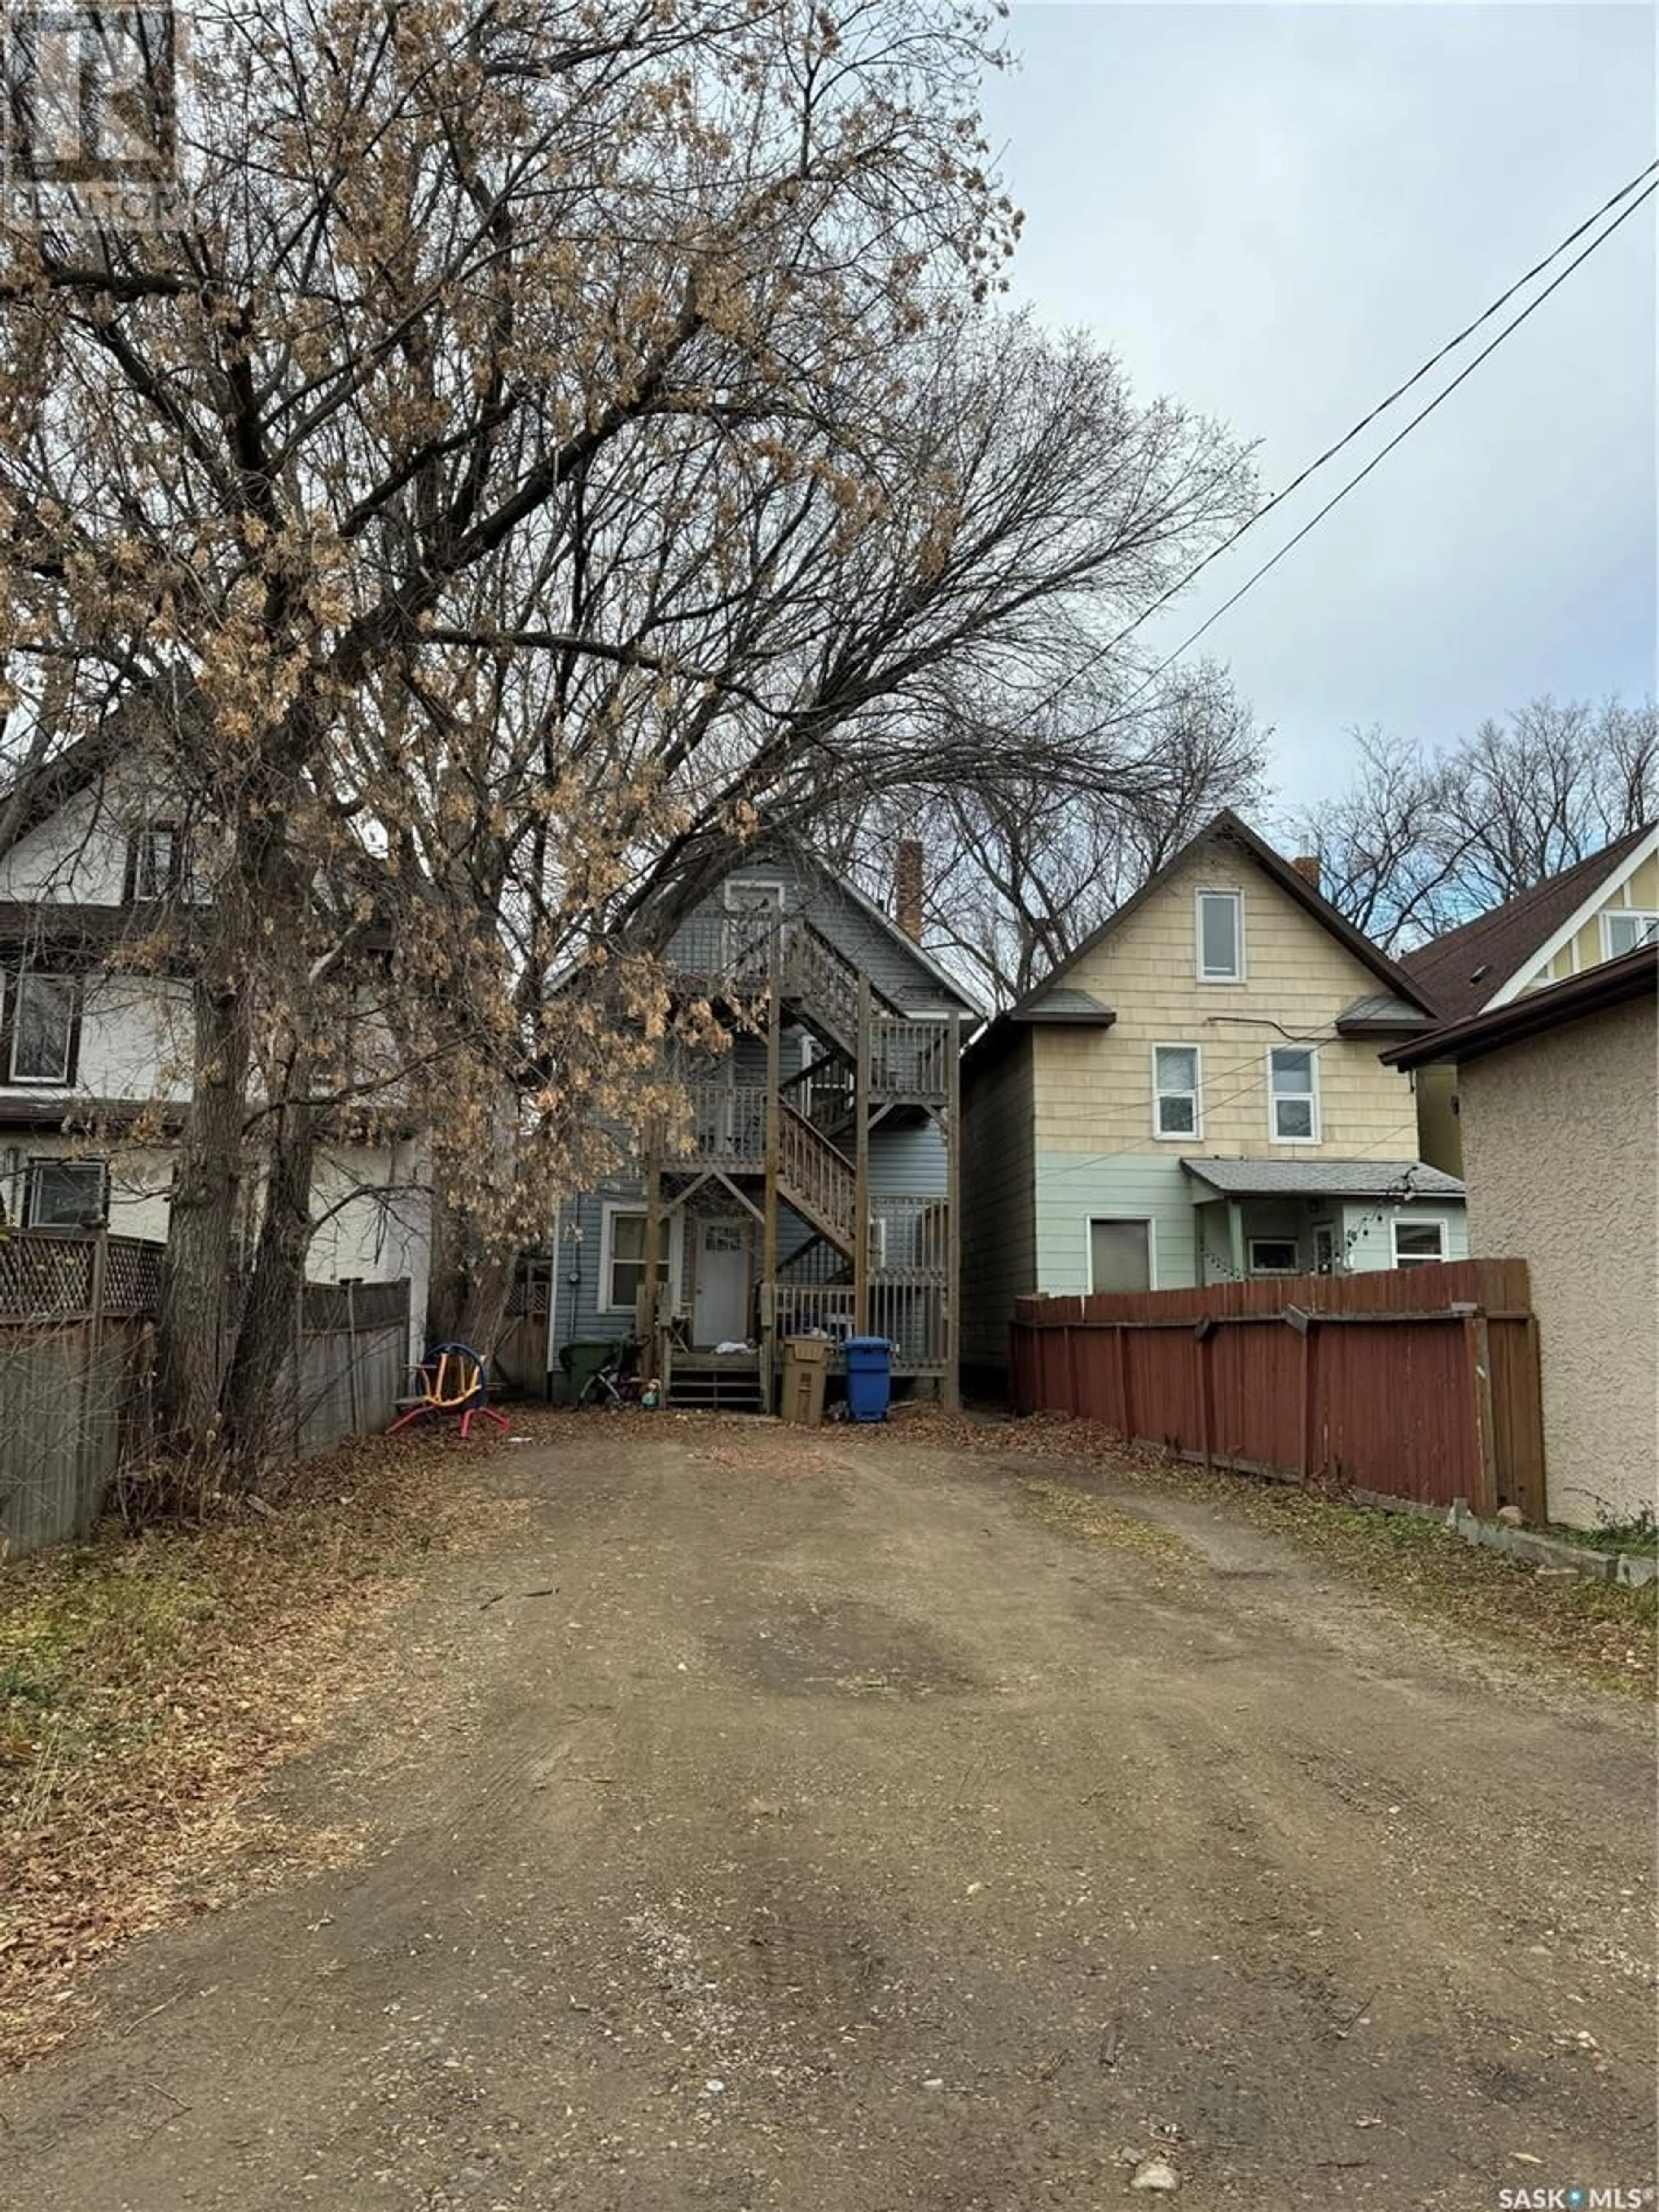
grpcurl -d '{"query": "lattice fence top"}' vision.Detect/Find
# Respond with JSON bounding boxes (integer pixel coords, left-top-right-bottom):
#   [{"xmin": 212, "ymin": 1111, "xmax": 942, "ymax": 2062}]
[
  {"xmin": 103, "ymin": 1238, "xmax": 163, "ymax": 1316},
  {"xmin": 0, "ymin": 1231, "xmax": 164, "ymax": 1321}
]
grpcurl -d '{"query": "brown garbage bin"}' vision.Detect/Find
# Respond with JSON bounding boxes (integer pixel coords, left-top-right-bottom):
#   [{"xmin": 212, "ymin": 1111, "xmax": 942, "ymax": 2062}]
[{"xmin": 781, "ymin": 1335, "xmax": 831, "ymax": 1427}]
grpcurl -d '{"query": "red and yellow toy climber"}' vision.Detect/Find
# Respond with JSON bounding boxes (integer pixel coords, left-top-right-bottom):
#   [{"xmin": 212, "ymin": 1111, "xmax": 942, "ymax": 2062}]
[{"xmin": 388, "ymin": 1341, "xmax": 512, "ymax": 1441}]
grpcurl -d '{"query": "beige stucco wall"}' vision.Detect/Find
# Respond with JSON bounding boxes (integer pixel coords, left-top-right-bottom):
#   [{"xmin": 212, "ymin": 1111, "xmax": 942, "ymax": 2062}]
[
  {"xmin": 1034, "ymin": 840, "xmax": 1424, "ymax": 1159},
  {"xmin": 1458, "ymin": 994, "xmax": 1658, "ymax": 1529}
]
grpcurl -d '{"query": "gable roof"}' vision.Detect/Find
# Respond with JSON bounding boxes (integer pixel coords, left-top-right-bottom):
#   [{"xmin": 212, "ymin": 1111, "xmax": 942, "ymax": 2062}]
[
  {"xmin": 1385, "ymin": 941, "xmax": 1657, "ymax": 1072},
  {"xmin": 965, "ymin": 809, "xmax": 1435, "ymax": 1062},
  {"xmin": 792, "ymin": 848, "xmax": 982, "ymax": 1017},
  {"xmin": 1400, "ymin": 822, "xmax": 1656, "ymax": 1023}
]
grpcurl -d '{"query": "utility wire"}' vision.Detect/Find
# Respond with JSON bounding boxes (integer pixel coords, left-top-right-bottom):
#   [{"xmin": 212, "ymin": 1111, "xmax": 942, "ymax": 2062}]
[
  {"xmin": 1035, "ymin": 156, "xmax": 1659, "ymax": 720},
  {"xmin": 1115, "ymin": 175, "xmax": 1659, "ymax": 709}
]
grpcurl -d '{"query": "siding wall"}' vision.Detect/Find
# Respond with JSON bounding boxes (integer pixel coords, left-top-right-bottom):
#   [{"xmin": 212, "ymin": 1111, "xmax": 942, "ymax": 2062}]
[
  {"xmin": 1531, "ymin": 850, "xmax": 1659, "ymax": 988},
  {"xmin": 1033, "ymin": 1152, "xmax": 1196, "ymax": 1295},
  {"xmin": 1340, "ymin": 1197, "xmax": 1469, "ymax": 1272},
  {"xmin": 1017, "ymin": 837, "xmax": 1434, "ymax": 1300},
  {"xmin": 665, "ymin": 849, "xmax": 974, "ymax": 1016},
  {"xmin": 959, "ymin": 1036, "xmax": 1035, "ymax": 1374},
  {"xmin": 1458, "ymin": 995, "xmax": 1658, "ymax": 1528},
  {"xmin": 1032, "ymin": 841, "xmax": 1426, "ymax": 1164}
]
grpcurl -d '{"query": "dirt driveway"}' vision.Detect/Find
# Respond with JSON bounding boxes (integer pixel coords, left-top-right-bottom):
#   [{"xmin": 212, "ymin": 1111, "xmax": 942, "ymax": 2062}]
[{"xmin": 5, "ymin": 1421, "xmax": 1654, "ymax": 2211}]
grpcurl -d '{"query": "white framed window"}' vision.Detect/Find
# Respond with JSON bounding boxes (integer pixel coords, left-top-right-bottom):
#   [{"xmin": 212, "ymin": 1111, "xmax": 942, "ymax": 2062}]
[
  {"xmin": 723, "ymin": 878, "xmax": 784, "ymax": 970},
  {"xmin": 1391, "ymin": 1217, "xmax": 1447, "ymax": 1270},
  {"xmin": 26, "ymin": 1157, "xmax": 107, "ymax": 1228},
  {"xmin": 1248, "ymin": 1237, "xmax": 1300, "ymax": 1277},
  {"xmin": 1151, "ymin": 1043, "xmax": 1202, "ymax": 1139},
  {"xmin": 1196, "ymin": 889, "xmax": 1243, "ymax": 982},
  {"xmin": 599, "ymin": 1203, "xmax": 680, "ymax": 1314},
  {"xmin": 1602, "ymin": 909, "xmax": 1659, "ymax": 959},
  {"xmin": 1268, "ymin": 1045, "xmax": 1319, "ymax": 1142},
  {"xmin": 9, "ymin": 972, "xmax": 78, "ymax": 1084},
  {"xmin": 130, "ymin": 824, "xmax": 178, "ymax": 901},
  {"xmin": 1087, "ymin": 1216, "xmax": 1155, "ymax": 1294}
]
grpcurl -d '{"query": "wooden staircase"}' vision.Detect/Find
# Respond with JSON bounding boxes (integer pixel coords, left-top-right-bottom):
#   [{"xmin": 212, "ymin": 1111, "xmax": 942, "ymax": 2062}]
[{"xmin": 776, "ymin": 1098, "xmax": 857, "ymax": 1258}]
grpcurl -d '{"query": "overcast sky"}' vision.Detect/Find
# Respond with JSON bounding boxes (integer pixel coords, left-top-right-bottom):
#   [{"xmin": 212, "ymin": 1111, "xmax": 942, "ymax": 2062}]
[{"xmin": 981, "ymin": 3, "xmax": 1657, "ymax": 809}]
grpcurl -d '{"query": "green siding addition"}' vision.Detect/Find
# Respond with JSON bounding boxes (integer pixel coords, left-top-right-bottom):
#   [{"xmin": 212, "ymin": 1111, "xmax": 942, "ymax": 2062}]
[{"xmin": 1034, "ymin": 1153, "xmax": 1200, "ymax": 1292}]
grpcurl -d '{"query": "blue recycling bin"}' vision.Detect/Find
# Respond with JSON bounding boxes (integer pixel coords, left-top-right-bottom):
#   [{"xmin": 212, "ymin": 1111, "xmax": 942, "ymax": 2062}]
[{"xmin": 844, "ymin": 1336, "xmax": 892, "ymax": 1423}]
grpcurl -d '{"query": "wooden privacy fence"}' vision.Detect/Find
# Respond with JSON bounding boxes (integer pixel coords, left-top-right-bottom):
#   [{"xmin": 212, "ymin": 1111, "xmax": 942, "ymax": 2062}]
[
  {"xmin": 0, "ymin": 1232, "xmax": 160, "ymax": 1558},
  {"xmin": 0, "ymin": 1232, "xmax": 415, "ymax": 1559},
  {"xmin": 1009, "ymin": 1258, "xmax": 1545, "ymax": 1521}
]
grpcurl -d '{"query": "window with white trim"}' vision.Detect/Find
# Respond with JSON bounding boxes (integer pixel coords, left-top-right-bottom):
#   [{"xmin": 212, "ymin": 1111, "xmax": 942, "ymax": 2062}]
[
  {"xmin": 9, "ymin": 972, "xmax": 77, "ymax": 1084},
  {"xmin": 1602, "ymin": 909, "xmax": 1659, "ymax": 959},
  {"xmin": 1196, "ymin": 890, "xmax": 1243, "ymax": 981},
  {"xmin": 1088, "ymin": 1217, "xmax": 1153, "ymax": 1294},
  {"xmin": 132, "ymin": 825, "xmax": 177, "ymax": 901},
  {"xmin": 602, "ymin": 1207, "xmax": 674, "ymax": 1313},
  {"xmin": 26, "ymin": 1157, "xmax": 107, "ymax": 1229},
  {"xmin": 1268, "ymin": 1045, "xmax": 1319, "ymax": 1141},
  {"xmin": 1391, "ymin": 1218, "xmax": 1446, "ymax": 1270},
  {"xmin": 1151, "ymin": 1044, "xmax": 1201, "ymax": 1138},
  {"xmin": 1248, "ymin": 1237, "xmax": 1300, "ymax": 1277}
]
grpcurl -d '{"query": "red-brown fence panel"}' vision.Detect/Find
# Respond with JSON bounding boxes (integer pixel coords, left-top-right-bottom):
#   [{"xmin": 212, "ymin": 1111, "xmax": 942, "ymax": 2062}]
[{"xmin": 1007, "ymin": 1259, "xmax": 1535, "ymax": 1516}]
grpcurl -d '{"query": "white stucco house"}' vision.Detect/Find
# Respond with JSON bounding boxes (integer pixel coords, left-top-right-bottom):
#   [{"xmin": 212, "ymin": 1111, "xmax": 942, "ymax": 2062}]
[{"xmin": 0, "ymin": 726, "xmax": 430, "ymax": 1332}]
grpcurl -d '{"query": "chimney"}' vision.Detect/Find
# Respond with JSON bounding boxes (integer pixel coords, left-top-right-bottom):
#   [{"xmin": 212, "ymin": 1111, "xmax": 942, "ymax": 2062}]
[
  {"xmin": 1291, "ymin": 853, "xmax": 1322, "ymax": 893},
  {"xmin": 894, "ymin": 838, "xmax": 924, "ymax": 942}
]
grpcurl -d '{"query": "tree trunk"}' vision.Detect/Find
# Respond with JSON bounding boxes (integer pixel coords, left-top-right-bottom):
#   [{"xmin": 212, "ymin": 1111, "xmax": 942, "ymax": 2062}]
[
  {"xmin": 424, "ymin": 1196, "xmax": 518, "ymax": 1359},
  {"xmin": 153, "ymin": 970, "xmax": 251, "ymax": 1457},
  {"xmin": 222, "ymin": 1093, "xmax": 315, "ymax": 1483}
]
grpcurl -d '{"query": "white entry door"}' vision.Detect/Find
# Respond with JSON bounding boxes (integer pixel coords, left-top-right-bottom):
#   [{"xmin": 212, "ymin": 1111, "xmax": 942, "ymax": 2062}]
[{"xmin": 693, "ymin": 1220, "xmax": 750, "ymax": 1344}]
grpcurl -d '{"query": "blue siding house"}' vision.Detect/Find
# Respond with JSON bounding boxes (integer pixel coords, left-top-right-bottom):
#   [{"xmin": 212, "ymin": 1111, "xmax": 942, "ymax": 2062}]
[{"xmin": 547, "ymin": 844, "xmax": 978, "ymax": 1410}]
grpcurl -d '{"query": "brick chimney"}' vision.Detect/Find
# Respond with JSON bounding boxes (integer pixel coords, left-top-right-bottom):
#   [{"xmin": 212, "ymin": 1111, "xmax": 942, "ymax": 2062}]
[
  {"xmin": 1291, "ymin": 853, "xmax": 1322, "ymax": 893},
  {"xmin": 894, "ymin": 839, "xmax": 924, "ymax": 942}
]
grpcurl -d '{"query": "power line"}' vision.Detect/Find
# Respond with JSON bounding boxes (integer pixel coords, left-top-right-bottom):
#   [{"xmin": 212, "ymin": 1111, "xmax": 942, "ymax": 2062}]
[
  {"xmin": 1117, "ymin": 175, "xmax": 1658, "ymax": 706},
  {"xmin": 1034, "ymin": 155, "xmax": 1659, "ymax": 721}
]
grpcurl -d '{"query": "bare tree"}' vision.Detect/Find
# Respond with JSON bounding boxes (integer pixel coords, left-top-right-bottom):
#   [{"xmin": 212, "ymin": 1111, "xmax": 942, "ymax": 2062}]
[
  {"xmin": 1285, "ymin": 695, "xmax": 1657, "ymax": 950},
  {"xmin": 0, "ymin": 2, "xmax": 1263, "ymax": 1472},
  {"xmin": 834, "ymin": 660, "xmax": 1267, "ymax": 1006}
]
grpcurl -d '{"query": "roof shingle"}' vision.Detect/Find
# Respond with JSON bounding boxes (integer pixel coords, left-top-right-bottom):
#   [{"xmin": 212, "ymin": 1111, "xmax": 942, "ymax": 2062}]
[{"xmin": 1402, "ymin": 824, "xmax": 1653, "ymax": 1021}]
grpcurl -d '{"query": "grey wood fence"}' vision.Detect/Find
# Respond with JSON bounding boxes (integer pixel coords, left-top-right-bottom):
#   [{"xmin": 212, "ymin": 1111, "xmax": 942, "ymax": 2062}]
[{"xmin": 0, "ymin": 1233, "xmax": 413, "ymax": 1560}]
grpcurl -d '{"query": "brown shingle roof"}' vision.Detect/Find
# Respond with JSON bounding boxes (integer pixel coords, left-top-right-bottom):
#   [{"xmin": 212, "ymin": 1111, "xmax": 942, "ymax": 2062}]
[{"xmin": 1401, "ymin": 823, "xmax": 1654, "ymax": 1020}]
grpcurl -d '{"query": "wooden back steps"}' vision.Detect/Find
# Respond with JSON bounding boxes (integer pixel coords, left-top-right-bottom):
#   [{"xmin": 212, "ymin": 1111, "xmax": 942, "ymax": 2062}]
[{"xmin": 665, "ymin": 1349, "xmax": 765, "ymax": 1411}]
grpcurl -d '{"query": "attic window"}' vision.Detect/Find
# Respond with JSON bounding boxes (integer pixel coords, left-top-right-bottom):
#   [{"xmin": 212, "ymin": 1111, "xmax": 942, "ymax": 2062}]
[
  {"xmin": 1196, "ymin": 890, "xmax": 1243, "ymax": 982},
  {"xmin": 1603, "ymin": 911, "xmax": 1659, "ymax": 959},
  {"xmin": 131, "ymin": 825, "xmax": 178, "ymax": 900}
]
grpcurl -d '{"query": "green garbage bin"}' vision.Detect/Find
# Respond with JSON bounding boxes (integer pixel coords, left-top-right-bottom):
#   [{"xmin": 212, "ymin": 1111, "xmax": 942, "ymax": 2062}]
[{"xmin": 561, "ymin": 1339, "xmax": 616, "ymax": 1405}]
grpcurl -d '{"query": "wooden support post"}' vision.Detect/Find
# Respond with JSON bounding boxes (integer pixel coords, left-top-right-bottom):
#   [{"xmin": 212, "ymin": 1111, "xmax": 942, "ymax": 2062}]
[
  {"xmin": 762, "ymin": 956, "xmax": 782, "ymax": 1410},
  {"xmin": 644, "ymin": 1120, "xmax": 664, "ymax": 1379},
  {"xmin": 942, "ymin": 1011, "xmax": 961, "ymax": 1411},
  {"xmin": 852, "ymin": 973, "xmax": 871, "ymax": 1339},
  {"xmin": 1468, "ymin": 1307, "xmax": 1500, "ymax": 1516},
  {"xmin": 1114, "ymin": 1323, "xmax": 1134, "ymax": 1440},
  {"xmin": 1195, "ymin": 1323, "xmax": 1213, "ymax": 1469},
  {"xmin": 1227, "ymin": 1199, "xmax": 1246, "ymax": 1284},
  {"xmin": 76, "ymin": 1231, "xmax": 108, "ymax": 1510}
]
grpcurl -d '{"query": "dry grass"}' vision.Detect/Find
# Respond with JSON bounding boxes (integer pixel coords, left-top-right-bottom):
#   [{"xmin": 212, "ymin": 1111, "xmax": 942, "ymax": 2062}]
[
  {"xmin": 0, "ymin": 1423, "xmax": 527, "ymax": 2070},
  {"xmin": 861, "ymin": 1405, "xmax": 1659, "ymax": 1699}
]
